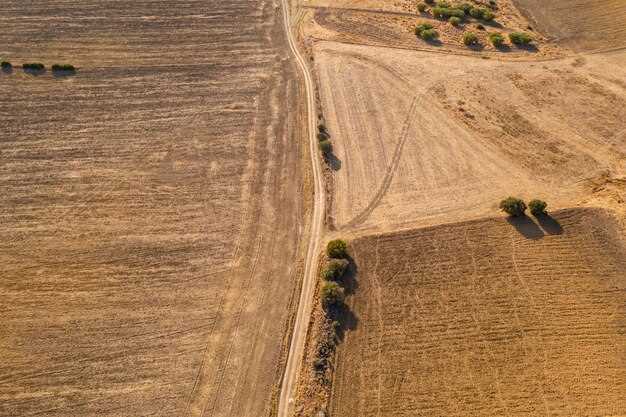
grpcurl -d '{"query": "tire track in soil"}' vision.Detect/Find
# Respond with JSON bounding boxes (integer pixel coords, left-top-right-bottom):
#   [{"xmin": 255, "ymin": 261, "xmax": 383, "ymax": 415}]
[{"xmin": 341, "ymin": 95, "xmax": 421, "ymax": 229}]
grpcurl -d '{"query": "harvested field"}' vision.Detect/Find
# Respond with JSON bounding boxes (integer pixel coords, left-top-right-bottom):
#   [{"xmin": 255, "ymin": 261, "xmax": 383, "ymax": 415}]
[
  {"xmin": 332, "ymin": 208, "xmax": 626, "ymax": 417},
  {"xmin": 306, "ymin": 5, "xmax": 558, "ymax": 56},
  {"xmin": 0, "ymin": 1, "xmax": 304, "ymax": 417},
  {"xmin": 314, "ymin": 41, "xmax": 626, "ymax": 233},
  {"xmin": 513, "ymin": 0, "xmax": 626, "ymax": 51}
]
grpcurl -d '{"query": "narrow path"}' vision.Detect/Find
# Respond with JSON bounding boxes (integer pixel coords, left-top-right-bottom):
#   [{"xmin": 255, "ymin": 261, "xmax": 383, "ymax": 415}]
[{"xmin": 277, "ymin": 0, "xmax": 326, "ymax": 416}]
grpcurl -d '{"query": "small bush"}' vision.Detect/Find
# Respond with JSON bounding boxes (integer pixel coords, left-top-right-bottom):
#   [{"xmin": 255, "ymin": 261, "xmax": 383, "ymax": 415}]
[
  {"xmin": 51, "ymin": 64, "xmax": 76, "ymax": 72},
  {"xmin": 469, "ymin": 7, "xmax": 493, "ymax": 20},
  {"xmin": 481, "ymin": 9, "xmax": 495, "ymax": 21},
  {"xmin": 417, "ymin": 2, "xmax": 428, "ymax": 12},
  {"xmin": 509, "ymin": 31, "xmax": 532, "ymax": 45},
  {"xmin": 317, "ymin": 131, "xmax": 330, "ymax": 140},
  {"xmin": 321, "ymin": 281, "xmax": 345, "ymax": 308},
  {"xmin": 415, "ymin": 22, "xmax": 433, "ymax": 36},
  {"xmin": 432, "ymin": 6, "xmax": 464, "ymax": 19},
  {"xmin": 319, "ymin": 139, "xmax": 332, "ymax": 155},
  {"xmin": 23, "ymin": 63, "xmax": 45, "ymax": 71},
  {"xmin": 463, "ymin": 31, "xmax": 479, "ymax": 46},
  {"xmin": 435, "ymin": 0, "xmax": 451, "ymax": 6},
  {"xmin": 323, "ymin": 259, "xmax": 350, "ymax": 281},
  {"xmin": 1, "ymin": 61, "xmax": 11, "ymax": 69},
  {"xmin": 449, "ymin": 16, "xmax": 462, "ymax": 26},
  {"xmin": 326, "ymin": 239, "xmax": 348, "ymax": 259},
  {"xmin": 459, "ymin": 2, "xmax": 472, "ymax": 14},
  {"xmin": 420, "ymin": 28, "xmax": 440, "ymax": 41},
  {"xmin": 489, "ymin": 0, "xmax": 497, "ymax": 7},
  {"xmin": 489, "ymin": 32, "xmax": 506, "ymax": 47},
  {"xmin": 529, "ymin": 199, "xmax": 547, "ymax": 216},
  {"xmin": 469, "ymin": 7, "xmax": 483, "ymax": 18},
  {"xmin": 499, "ymin": 197, "xmax": 527, "ymax": 217}
]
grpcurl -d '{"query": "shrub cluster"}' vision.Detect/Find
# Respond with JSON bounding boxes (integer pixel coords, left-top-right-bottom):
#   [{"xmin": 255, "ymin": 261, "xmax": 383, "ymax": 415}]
[
  {"xmin": 469, "ymin": 7, "xmax": 494, "ymax": 21},
  {"xmin": 432, "ymin": 6, "xmax": 465, "ymax": 20},
  {"xmin": 489, "ymin": 32, "xmax": 506, "ymax": 47},
  {"xmin": 1, "ymin": 61, "xmax": 11, "ymax": 70},
  {"xmin": 322, "ymin": 258, "xmax": 349, "ymax": 281},
  {"xmin": 23, "ymin": 63, "xmax": 45, "ymax": 71},
  {"xmin": 509, "ymin": 32, "xmax": 532, "ymax": 45},
  {"xmin": 500, "ymin": 197, "xmax": 548, "ymax": 217},
  {"xmin": 315, "ymin": 238, "xmax": 352, "ymax": 376},
  {"xmin": 463, "ymin": 31, "xmax": 479, "ymax": 46},
  {"xmin": 415, "ymin": 22, "xmax": 439, "ymax": 41},
  {"xmin": 317, "ymin": 123, "xmax": 333, "ymax": 156},
  {"xmin": 321, "ymin": 239, "xmax": 350, "ymax": 307},
  {"xmin": 449, "ymin": 16, "xmax": 462, "ymax": 26},
  {"xmin": 52, "ymin": 64, "xmax": 76, "ymax": 72}
]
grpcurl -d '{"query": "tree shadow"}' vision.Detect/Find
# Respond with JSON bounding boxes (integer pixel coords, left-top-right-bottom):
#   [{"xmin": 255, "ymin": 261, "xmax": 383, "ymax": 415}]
[
  {"xmin": 52, "ymin": 69, "xmax": 76, "ymax": 78},
  {"xmin": 1, "ymin": 66, "xmax": 13, "ymax": 74},
  {"xmin": 426, "ymin": 38, "xmax": 443, "ymax": 47},
  {"xmin": 324, "ymin": 152, "xmax": 342, "ymax": 171},
  {"xmin": 340, "ymin": 255, "xmax": 359, "ymax": 296},
  {"xmin": 506, "ymin": 215, "xmax": 544, "ymax": 240},
  {"xmin": 483, "ymin": 20, "xmax": 503, "ymax": 28},
  {"xmin": 535, "ymin": 213, "xmax": 563, "ymax": 235},
  {"xmin": 23, "ymin": 67, "xmax": 46, "ymax": 76},
  {"xmin": 514, "ymin": 43, "xmax": 539, "ymax": 53},
  {"xmin": 467, "ymin": 43, "xmax": 485, "ymax": 52},
  {"xmin": 494, "ymin": 43, "xmax": 512, "ymax": 53},
  {"xmin": 331, "ymin": 303, "xmax": 358, "ymax": 342}
]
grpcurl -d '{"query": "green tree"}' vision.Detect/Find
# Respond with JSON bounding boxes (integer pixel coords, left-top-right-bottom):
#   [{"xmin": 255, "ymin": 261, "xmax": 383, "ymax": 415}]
[
  {"xmin": 321, "ymin": 282, "xmax": 345, "ymax": 308},
  {"xmin": 326, "ymin": 239, "xmax": 348, "ymax": 259},
  {"xmin": 528, "ymin": 199, "xmax": 547, "ymax": 216},
  {"xmin": 499, "ymin": 197, "xmax": 527, "ymax": 217},
  {"xmin": 323, "ymin": 259, "xmax": 350, "ymax": 281},
  {"xmin": 319, "ymin": 139, "xmax": 332, "ymax": 155}
]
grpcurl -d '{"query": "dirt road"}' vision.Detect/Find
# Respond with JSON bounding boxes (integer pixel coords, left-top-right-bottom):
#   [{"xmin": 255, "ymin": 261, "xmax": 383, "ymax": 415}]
[{"xmin": 277, "ymin": 0, "xmax": 326, "ymax": 416}]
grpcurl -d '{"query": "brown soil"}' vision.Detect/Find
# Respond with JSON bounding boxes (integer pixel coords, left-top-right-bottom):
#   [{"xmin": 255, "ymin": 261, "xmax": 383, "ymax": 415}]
[
  {"xmin": 0, "ymin": 1, "xmax": 305, "ymax": 417},
  {"xmin": 513, "ymin": 0, "xmax": 626, "ymax": 51},
  {"xmin": 313, "ymin": 41, "xmax": 626, "ymax": 235},
  {"xmin": 304, "ymin": 1, "xmax": 562, "ymax": 57},
  {"xmin": 332, "ymin": 208, "xmax": 626, "ymax": 417}
]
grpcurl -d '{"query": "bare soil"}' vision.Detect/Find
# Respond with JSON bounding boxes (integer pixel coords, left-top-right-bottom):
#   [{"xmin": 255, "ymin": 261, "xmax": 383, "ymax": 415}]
[
  {"xmin": 512, "ymin": 0, "xmax": 626, "ymax": 51},
  {"xmin": 304, "ymin": 0, "xmax": 562, "ymax": 57},
  {"xmin": 332, "ymin": 208, "xmax": 626, "ymax": 417},
  {"xmin": 313, "ymin": 41, "xmax": 626, "ymax": 235},
  {"xmin": 0, "ymin": 1, "xmax": 305, "ymax": 417}
]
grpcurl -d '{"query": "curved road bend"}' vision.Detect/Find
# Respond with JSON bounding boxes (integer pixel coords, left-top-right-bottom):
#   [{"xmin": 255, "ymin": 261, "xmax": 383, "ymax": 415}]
[{"xmin": 277, "ymin": 0, "xmax": 326, "ymax": 416}]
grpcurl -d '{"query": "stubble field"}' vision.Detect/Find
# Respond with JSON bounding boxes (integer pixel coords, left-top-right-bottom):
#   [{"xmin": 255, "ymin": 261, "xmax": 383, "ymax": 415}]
[
  {"xmin": 332, "ymin": 208, "xmax": 626, "ymax": 417},
  {"xmin": 314, "ymin": 41, "xmax": 626, "ymax": 234},
  {"xmin": 512, "ymin": 0, "xmax": 626, "ymax": 51},
  {"xmin": 0, "ymin": 1, "xmax": 304, "ymax": 417}
]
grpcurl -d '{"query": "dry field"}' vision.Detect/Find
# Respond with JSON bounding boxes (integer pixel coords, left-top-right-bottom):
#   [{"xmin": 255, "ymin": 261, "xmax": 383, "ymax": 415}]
[
  {"xmin": 513, "ymin": 0, "xmax": 626, "ymax": 51},
  {"xmin": 304, "ymin": 0, "xmax": 561, "ymax": 57},
  {"xmin": 332, "ymin": 208, "xmax": 626, "ymax": 417},
  {"xmin": 0, "ymin": 1, "xmax": 304, "ymax": 417},
  {"xmin": 313, "ymin": 41, "xmax": 626, "ymax": 234}
]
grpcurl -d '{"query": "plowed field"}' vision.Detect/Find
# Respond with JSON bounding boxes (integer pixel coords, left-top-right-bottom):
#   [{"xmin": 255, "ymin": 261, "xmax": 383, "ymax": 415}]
[
  {"xmin": 314, "ymin": 41, "xmax": 626, "ymax": 233},
  {"xmin": 0, "ymin": 1, "xmax": 304, "ymax": 417},
  {"xmin": 513, "ymin": 0, "xmax": 626, "ymax": 51},
  {"xmin": 332, "ymin": 208, "xmax": 626, "ymax": 417}
]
